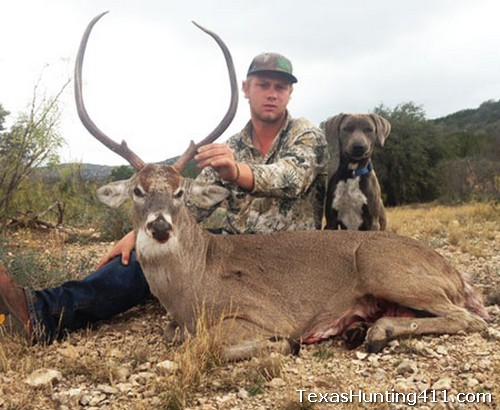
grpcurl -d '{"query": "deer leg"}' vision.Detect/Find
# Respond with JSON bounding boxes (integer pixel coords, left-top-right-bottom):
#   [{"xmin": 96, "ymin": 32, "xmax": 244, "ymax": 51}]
[
  {"xmin": 163, "ymin": 320, "xmax": 186, "ymax": 345},
  {"xmin": 223, "ymin": 337, "xmax": 295, "ymax": 361},
  {"xmin": 366, "ymin": 307, "xmax": 487, "ymax": 353},
  {"xmin": 218, "ymin": 318, "xmax": 298, "ymax": 362}
]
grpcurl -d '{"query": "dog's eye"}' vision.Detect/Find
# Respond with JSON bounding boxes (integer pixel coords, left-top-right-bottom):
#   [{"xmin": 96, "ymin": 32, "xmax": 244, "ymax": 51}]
[
  {"xmin": 343, "ymin": 125, "xmax": 355, "ymax": 133},
  {"xmin": 364, "ymin": 127, "xmax": 374, "ymax": 133},
  {"xmin": 133, "ymin": 187, "xmax": 144, "ymax": 198}
]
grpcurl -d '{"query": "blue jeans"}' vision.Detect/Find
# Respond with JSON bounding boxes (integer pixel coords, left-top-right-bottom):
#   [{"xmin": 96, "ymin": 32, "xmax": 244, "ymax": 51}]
[{"xmin": 25, "ymin": 251, "xmax": 150, "ymax": 344}]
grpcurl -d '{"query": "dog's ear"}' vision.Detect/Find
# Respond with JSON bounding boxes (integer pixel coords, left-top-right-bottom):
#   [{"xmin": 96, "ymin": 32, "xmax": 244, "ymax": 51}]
[
  {"xmin": 320, "ymin": 114, "xmax": 346, "ymax": 179},
  {"xmin": 320, "ymin": 114, "xmax": 346, "ymax": 144},
  {"xmin": 370, "ymin": 114, "xmax": 391, "ymax": 147}
]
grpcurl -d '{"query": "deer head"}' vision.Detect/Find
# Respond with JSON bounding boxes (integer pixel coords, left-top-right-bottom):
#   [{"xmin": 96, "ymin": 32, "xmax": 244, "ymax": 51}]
[{"xmin": 75, "ymin": 12, "xmax": 238, "ymax": 241}]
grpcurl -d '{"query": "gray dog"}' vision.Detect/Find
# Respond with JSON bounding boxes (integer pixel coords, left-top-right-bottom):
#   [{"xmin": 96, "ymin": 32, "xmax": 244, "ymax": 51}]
[{"xmin": 321, "ymin": 113, "xmax": 391, "ymax": 231}]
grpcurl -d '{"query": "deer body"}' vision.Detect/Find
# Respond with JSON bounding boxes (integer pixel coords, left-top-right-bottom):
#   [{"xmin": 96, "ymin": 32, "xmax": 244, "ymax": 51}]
[{"xmin": 106, "ymin": 165, "xmax": 488, "ymax": 360}]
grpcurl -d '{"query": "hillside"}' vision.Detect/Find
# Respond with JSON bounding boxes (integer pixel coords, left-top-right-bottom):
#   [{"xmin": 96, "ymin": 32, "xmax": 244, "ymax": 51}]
[
  {"xmin": 432, "ymin": 99, "xmax": 500, "ymax": 136},
  {"xmin": 36, "ymin": 157, "xmax": 183, "ymax": 182}
]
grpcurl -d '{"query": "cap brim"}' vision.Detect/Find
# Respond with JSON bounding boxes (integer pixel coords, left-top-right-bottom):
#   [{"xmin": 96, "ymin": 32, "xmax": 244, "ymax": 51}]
[{"xmin": 248, "ymin": 70, "xmax": 297, "ymax": 84}]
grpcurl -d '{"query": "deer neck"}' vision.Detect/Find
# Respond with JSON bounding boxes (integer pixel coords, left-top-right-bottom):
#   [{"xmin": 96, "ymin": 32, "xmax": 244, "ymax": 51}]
[
  {"xmin": 173, "ymin": 207, "xmax": 211, "ymax": 268},
  {"xmin": 136, "ymin": 205, "xmax": 210, "ymax": 277}
]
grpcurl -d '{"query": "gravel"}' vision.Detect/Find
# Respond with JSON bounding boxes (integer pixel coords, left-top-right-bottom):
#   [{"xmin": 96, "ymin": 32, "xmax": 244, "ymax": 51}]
[{"xmin": 1, "ymin": 226, "xmax": 498, "ymax": 410}]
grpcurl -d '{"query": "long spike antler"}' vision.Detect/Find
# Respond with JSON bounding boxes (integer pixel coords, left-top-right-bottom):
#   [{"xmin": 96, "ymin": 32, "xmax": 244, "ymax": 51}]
[
  {"xmin": 74, "ymin": 11, "xmax": 146, "ymax": 170},
  {"xmin": 172, "ymin": 21, "xmax": 239, "ymax": 172}
]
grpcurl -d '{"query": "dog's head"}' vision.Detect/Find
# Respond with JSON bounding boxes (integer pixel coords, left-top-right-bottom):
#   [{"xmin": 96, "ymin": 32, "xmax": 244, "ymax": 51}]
[{"xmin": 321, "ymin": 113, "xmax": 391, "ymax": 174}]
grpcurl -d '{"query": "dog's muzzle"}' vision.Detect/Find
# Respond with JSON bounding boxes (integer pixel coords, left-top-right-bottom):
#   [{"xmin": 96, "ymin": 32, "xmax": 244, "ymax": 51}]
[{"xmin": 348, "ymin": 142, "xmax": 369, "ymax": 159}]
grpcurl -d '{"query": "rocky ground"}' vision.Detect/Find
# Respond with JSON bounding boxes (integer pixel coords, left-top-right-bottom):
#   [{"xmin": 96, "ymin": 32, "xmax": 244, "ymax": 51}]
[{"xmin": 0, "ymin": 205, "xmax": 499, "ymax": 410}]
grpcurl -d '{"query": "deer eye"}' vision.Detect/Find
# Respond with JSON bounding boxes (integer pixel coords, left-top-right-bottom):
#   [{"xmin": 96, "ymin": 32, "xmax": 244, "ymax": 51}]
[
  {"xmin": 133, "ymin": 187, "xmax": 144, "ymax": 198},
  {"xmin": 173, "ymin": 187, "xmax": 184, "ymax": 199}
]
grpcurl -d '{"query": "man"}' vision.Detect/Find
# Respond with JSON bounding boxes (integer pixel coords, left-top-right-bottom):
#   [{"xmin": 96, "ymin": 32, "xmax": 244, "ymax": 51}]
[{"xmin": 0, "ymin": 52, "xmax": 329, "ymax": 343}]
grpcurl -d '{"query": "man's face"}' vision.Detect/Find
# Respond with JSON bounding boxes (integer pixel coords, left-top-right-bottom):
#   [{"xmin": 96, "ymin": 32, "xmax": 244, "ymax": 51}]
[{"xmin": 242, "ymin": 73, "xmax": 293, "ymax": 124}]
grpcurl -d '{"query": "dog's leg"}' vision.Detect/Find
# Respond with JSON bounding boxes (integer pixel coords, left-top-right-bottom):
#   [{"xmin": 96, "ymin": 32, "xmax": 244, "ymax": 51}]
[
  {"xmin": 362, "ymin": 173, "xmax": 386, "ymax": 231},
  {"xmin": 326, "ymin": 210, "xmax": 340, "ymax": 230},
  {"xmin": 378, "ymin": 204, "xmax": 387, "ymax": 230},
  {"xmin": 325, "ymin": 176, "xmax": 339, "ymax": 229}
]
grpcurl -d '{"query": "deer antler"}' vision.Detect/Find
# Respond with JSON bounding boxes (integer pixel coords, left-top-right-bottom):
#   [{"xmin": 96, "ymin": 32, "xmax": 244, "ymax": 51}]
[
  {"xmin": 172, "ymin": 21, "xmax": 239, "ymax": 172},
  {"xmin": 75, "ymin": 14, "xmax": 237, "ymax": 173},
  {"xmin": 74, "ymin": 11, "xmax": 146, "ymax": 170}
]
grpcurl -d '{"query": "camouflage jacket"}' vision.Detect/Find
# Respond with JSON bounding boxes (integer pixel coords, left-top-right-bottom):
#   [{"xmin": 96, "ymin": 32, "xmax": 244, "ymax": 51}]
[{"xmin": 191, "ymin": 113, "xmax": 329, "ymax": 234}]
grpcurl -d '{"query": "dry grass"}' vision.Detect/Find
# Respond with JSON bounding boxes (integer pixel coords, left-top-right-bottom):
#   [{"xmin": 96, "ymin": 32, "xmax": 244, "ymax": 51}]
[
  {"xmin": 387, "ymin": 202, "xmax": 499, "ymax": 257},
  {"xmin": 154, "ymin": 304, "xmax": 289, "ymax": 408},
  {"xmin": 155, "ymin": 306, "xmax": 229, "ymax": 409},
  {"xmin": 0, "ymin": 333, "xmax": 35, "ymax": 373}
]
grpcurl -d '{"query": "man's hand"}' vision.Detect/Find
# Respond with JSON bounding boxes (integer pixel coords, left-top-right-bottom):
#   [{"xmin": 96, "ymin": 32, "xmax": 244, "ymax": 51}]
[
  {"xmin": 195, "ymin": 143, "xmax": 239, "ymax": 182},
  {"xmin": 195, "ymin": 143, "xmax": 254, "ymax": 190},
  {"xmin": 97, "ymin": 230, "xmax": 136, "ymax": 268}
]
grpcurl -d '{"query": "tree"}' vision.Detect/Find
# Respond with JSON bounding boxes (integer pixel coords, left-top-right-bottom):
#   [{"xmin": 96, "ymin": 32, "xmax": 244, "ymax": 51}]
[
  {"xmin": 110, "ymin": 165, "xmax": 134, "ymax": 181},
  {"xmin": 373, "ymin": 102, "xmax": 446, "ymax": 206},
  {"xmin": 0, "ymin": 104, "xmax": 9, "ymax": 131},
  {"xmin": 438, "ymin": 131, "xmax": 496, "ymax": 159},
  {"xmin": 0, "ymin": 81, "xmax": 68, "ymax": 222},
  {"xmin": 434, "ymin": 130, "xmax": 499, "ymax": 202}
]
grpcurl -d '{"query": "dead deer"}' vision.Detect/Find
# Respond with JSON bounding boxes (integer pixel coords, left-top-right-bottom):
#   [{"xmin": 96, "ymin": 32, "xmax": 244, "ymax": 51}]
[{"xmin": 75, "ymin": 13, "xmax": 489, "ymax": 361}]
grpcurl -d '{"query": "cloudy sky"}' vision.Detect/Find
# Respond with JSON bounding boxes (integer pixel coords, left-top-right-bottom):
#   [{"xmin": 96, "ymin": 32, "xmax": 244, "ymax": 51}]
[{"xmin": 1, "ymin": 0, "xmax": 499, "ymax": 166}]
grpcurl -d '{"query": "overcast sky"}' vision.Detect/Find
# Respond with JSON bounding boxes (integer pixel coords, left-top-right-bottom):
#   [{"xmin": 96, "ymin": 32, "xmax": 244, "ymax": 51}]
[{"xmin": 1, "ymin": 0, "xmax": 499, "ymax": 166}]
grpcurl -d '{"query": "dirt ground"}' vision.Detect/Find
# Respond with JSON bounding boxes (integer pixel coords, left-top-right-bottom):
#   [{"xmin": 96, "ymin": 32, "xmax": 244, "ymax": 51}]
[{"xmin": 0, "ymin": 204, "xmax": 499, "ymax": 409}]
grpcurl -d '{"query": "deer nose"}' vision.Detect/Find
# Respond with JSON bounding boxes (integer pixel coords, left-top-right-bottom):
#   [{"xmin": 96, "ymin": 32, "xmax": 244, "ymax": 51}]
[{"xmin": 147, "ymin": 215, "xmax": 172, "ymax": 242}]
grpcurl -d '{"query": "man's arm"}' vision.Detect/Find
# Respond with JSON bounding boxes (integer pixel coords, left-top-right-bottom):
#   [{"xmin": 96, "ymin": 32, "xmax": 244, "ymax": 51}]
[
  {"xmin": 248, "ymin": 128, "xmax": 328, "ymax": 199},
  {"xmin": 97, "ymin": 230, "xmax": 136, "ymax": 268}
]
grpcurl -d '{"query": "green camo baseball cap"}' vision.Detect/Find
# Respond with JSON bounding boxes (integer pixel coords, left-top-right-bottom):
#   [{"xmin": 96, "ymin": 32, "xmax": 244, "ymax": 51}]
[{"xmin": 247, "ymin": 52, "xmax": 298, "ymax": 83}]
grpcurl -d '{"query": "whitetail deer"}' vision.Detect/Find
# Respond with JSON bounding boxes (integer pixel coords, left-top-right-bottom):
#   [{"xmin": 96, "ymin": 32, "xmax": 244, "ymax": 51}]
[{"xmin": 75, "ymin": 13, "xmax": 489, "ymax": 360}]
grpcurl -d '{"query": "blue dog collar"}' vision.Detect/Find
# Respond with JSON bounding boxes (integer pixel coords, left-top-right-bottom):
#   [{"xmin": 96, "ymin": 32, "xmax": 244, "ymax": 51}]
[{"xmin": 349, "ymin": 162, "xmax": 373, "ymax": 178}]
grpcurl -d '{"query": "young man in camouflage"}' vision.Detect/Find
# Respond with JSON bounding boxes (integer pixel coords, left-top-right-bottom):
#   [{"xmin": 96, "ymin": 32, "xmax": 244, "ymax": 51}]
[{"xmin": 0, "ymin": 52, "xmax": 329, "ymax": 343}]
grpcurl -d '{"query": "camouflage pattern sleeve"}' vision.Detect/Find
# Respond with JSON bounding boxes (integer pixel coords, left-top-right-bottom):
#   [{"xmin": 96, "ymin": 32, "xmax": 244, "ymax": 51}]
[{"xmin": 249, "ymin": 118, "xmax": 328, "ymax": 198}]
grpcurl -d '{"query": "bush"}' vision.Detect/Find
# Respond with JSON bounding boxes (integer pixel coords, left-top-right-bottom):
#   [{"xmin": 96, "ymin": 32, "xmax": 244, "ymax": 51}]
[
  {"xmin": 0, "ymin": 234, "xmax": 96, "ymax": 288},
  {"xmin": 436, "ymin": 158, "xmax": 500, "ymax": 203}
]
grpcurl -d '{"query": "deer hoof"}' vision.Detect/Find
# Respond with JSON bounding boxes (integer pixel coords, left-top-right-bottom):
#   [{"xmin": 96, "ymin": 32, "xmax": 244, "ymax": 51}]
[
  {"xmin": 366, "ymin": 339, "xmax": 387, "ymax": 353},
  {"xmin": 342, "ymin": 322, "xmax": 368, "ymax": 350},
  {"xmin": 289, "ymin": 338, "xmax": 301, "ymax": 356},
  {"xmin": 163, "ymin": 321, "xmax": 185, "ymax": 345},
  {"xmin": 268, "ymin": 336, "xmax": 301, "ymax": 356},
  {"xmin": 366, "ymin": 326, "xmax": 393, "ymax": 353}
]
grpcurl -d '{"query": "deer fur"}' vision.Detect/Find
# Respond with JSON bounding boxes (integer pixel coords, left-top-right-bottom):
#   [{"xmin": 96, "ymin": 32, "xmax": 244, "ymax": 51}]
[{"xmin": 96, "ymin": 164, "xmax": 489, "ymax": 361}]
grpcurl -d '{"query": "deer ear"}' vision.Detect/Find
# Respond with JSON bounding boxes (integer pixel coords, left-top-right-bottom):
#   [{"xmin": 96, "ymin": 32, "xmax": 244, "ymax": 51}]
[
  {"xmin": 184, "ymin": 180, "xmax": 230, "ymax": 208},
  {"xmin": 96, "ymin": 179, "xmax": 132, "ymax": 208}
]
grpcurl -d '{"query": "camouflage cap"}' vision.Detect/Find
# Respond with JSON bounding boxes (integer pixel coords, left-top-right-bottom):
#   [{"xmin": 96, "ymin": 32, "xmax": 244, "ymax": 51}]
[{"xmin": 247, "ymin": 52, "xmax": 298, "ymax": 83}]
